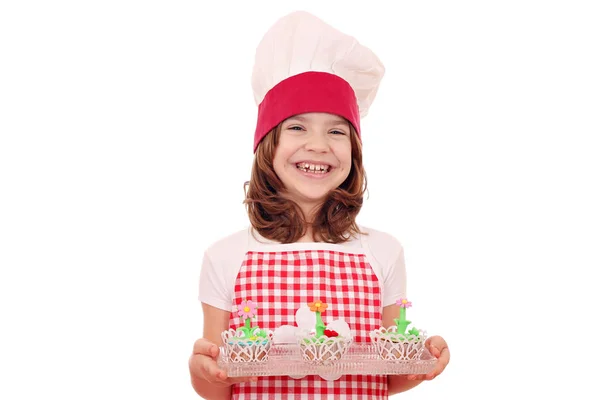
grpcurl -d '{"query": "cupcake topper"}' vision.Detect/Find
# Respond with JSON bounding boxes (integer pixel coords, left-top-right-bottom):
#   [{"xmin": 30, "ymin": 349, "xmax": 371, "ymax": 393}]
[
  {"xmin": 394, "ymin": 298, "xmax": 413, "ymax": 335},
  {"xmin": 308, "ymin": 300, "xmax": 328, "ymax": 338},
  {"xmin": 236, "ymin": 299, "xmax": 266, "ymax": 339}
]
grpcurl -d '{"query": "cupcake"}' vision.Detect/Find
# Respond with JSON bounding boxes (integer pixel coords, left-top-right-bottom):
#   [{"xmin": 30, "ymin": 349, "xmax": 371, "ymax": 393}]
[
  {"xmin": 297, "ymin": 300, "xmax": 352, "ymax": 365},
  {"xmin": 370, "ymin": 298, "xmax": 426, "ymax": 361},
  {"xmin": 221, "ymin": 300, "xmax": 273, "ymax": 363}
]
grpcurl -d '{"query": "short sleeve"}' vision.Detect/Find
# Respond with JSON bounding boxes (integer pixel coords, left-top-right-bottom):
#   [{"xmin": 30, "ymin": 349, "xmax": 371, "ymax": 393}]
[
  {"xmin": 382, "ymin": 242, "xmax": 407, "ymax": 307},
  {"xmin": 198, "ymin": 251, "xmax": 232, "ymax": 312}
]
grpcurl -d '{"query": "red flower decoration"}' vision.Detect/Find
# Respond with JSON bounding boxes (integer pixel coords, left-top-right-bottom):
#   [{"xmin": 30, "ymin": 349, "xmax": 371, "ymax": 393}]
[{"xmin": 324, "ymin": 329, "xmax": 339, "ymax": 338}]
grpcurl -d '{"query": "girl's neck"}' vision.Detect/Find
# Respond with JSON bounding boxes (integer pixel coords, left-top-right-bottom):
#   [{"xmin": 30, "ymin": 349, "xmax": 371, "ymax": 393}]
[
  {"xmin": 297, "ymin": 231, "xmax": 315, "ymax": 242},
  {"xmin": 297, "ymin": 203, "xmax": 321, "ymax": 242},
  {"xmin": 296, "ymin": 223, "xmax": 315, "ymax": 242}
]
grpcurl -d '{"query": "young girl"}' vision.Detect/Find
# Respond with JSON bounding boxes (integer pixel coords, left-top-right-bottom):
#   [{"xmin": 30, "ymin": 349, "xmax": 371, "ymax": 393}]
[{"xmin": 189, "ymin": 11, "xmax": 449, "ymax": 399}]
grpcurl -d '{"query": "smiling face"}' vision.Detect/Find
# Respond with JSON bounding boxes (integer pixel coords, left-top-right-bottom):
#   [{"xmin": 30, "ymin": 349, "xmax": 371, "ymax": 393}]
[{"xmin": 272, "ymin": 112, "xmax": 353, "ymax": 214}]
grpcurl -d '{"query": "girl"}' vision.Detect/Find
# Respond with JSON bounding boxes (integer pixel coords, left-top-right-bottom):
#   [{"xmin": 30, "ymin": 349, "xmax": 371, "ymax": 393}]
[{"xmin": 189, "ymin": 11, "xmax": 450, "ymax": 400}]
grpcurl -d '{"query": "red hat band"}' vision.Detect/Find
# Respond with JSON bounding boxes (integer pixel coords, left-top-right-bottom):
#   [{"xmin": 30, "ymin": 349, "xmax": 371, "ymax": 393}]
[{"xmin": 253, "ymin": 71, "xmax": 361, "ymax": 152}]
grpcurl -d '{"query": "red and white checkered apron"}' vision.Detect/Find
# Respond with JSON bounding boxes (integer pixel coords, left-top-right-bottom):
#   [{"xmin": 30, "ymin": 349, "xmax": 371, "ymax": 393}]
[{"xmin": 229, "ymin": 249, "xmax": 387, "ymax": 399}]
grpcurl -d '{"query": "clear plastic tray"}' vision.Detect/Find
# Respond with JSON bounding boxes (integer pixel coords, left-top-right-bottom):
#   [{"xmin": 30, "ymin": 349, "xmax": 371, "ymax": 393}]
[{"xmin": 217, "ymin": 342, "xmax": 437, "ymax": 379}]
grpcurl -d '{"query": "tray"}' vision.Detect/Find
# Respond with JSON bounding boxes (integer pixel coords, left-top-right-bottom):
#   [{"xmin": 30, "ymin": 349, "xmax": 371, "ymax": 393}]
[{"xmin": 217, "ymin": 342, "xmax": 437, "ymax": 380}]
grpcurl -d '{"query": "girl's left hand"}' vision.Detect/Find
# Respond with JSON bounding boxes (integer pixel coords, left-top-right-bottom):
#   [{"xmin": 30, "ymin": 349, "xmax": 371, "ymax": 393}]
[{"xmin": 407, "ymin": 335, "xmax": 450, "ymax": 381}]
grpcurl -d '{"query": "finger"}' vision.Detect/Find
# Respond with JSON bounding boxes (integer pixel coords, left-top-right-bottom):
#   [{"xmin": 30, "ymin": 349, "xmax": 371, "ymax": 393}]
[
  {"xmin": 193, "ymin": 339, "xmax": 219, "ymax": 358},
  {"xmin": 190, "ymin": 353, "xmax": 226, "ymax": 385},
  {"xmin": 441, "ymin": 346, "xmax": 450, "ymax": 362},
  {"xmin": 189, "ymin": 354, "xmax": 212, "ymax": 381},
  {"xmin": 429, "ymin": 344, "xmax": 441, "ymax": 358},
  {"xmin": 436, "ymin": 347, "xmax": 450, "ymax": 372},
  {"xmin": 427, "ymin": 335, "xmax": 446, "ymax": 347},
  {"xmin": 425, "ymin": 360, "xmax": 444, "ymax": 379},
  {"xmin": 426, "ymin": 362, "xmax": 444, "ymax": 380},
  {"xmin": 426, "ymin": 349, "xmax": 450, "ymax": 379},
  {"xmin": 206, "ymin": 361, "xmax": 228, "ymax": 382},
  {"xmin": 189, "ymin": 350, "xmax": 236, "ymax": 387},
  {"xmin": 425, "ymin": 367, "xmax": 438, "ymax": 380}
]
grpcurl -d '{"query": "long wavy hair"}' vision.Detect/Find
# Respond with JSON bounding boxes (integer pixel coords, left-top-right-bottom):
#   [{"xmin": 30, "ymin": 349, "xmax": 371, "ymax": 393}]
[{"xmin": 244, "ymin": 121, "xmax": 367, "ymax": 243}]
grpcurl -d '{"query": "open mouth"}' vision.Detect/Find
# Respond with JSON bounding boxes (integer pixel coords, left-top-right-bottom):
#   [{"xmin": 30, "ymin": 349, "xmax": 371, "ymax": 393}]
[{"xmin": 295, "ymin": 162, "xmax": 331, "ymax": 174}]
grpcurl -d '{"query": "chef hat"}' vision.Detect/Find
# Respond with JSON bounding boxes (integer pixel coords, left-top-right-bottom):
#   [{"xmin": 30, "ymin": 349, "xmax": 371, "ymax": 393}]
[{"xmin": 251, "ymin": 11, "xmax": 385, "ymax": 152}]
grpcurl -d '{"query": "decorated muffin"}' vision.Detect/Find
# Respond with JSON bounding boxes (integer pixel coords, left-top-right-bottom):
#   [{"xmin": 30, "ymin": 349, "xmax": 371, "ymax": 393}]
[
  {"xmin": 221, "ymin": 300, "xmax": 273, "ymax": 362},
  {"xmin": 297, "ymin": 300, "xmax": 352, "ymax": 365},
  {"xmin": 369, "ymin": 298, "xmax": 427, "ymax": 361}
]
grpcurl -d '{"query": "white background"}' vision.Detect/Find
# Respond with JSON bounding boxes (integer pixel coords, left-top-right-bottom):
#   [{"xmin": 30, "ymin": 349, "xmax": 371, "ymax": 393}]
[{"xmin": 1, "ymin": 1, "xmax": 599, "ymax": 399}]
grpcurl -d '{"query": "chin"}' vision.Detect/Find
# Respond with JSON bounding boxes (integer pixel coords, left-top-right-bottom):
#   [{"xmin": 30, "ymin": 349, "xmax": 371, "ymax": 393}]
[{"xmin": 294, "ymin": 187, "xmax": 333, "ymax": 202}]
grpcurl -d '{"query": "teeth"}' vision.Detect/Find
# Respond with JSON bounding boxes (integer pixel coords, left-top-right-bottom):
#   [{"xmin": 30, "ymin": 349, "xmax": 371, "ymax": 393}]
[{"xmin": 296, "ymin": 163, "xmax": 330, "ymax": 173}]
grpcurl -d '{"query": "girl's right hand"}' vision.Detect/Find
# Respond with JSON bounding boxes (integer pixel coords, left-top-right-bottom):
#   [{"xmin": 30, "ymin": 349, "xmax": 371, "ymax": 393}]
[{"xmin": 189, "ymin": 338, "xmax": 258, "ymax": 386}]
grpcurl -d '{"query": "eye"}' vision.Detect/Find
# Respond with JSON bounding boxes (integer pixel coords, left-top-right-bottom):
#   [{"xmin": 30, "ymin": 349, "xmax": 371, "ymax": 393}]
[
  {"xmin": 287, "ymin": 125, "xmax": 304, "ymax": 131},
  {"xmin": 329, "ymin": 129, "xmax": 346, "ymax": 135}
]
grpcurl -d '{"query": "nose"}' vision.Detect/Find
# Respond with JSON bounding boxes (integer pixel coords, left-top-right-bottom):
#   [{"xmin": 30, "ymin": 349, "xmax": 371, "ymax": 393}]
[{"xmin": 304, "ymin": 130, "xmax": 329, "ymax": 153}]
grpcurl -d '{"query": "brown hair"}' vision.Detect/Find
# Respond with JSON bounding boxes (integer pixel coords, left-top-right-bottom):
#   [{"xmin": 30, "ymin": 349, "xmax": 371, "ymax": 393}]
[{"xmin": 244, "ymin": 122, "xmax": 367, "ymax": 244}]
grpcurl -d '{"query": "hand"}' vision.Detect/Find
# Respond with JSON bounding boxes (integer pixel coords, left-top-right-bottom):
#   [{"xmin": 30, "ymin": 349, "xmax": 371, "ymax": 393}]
[
  {"xmin": 407, "ymin": 335, "xmax": 450, "ymax": 381},
  {"xmin": 189, "ymin": 338, "xmax": 258, "ymax": 386}
]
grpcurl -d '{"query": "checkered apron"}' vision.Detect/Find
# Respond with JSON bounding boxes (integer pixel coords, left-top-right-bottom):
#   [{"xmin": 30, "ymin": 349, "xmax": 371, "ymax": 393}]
[{"xmin": 230, "ymin": 249, "xmax": 387, "ymax": 399}]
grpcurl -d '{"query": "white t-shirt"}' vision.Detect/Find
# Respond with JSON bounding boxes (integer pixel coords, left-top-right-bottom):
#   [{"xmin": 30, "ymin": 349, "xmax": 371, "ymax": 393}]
[{"xmin": 198, "ymin": 226, "xmax": 407, "ymax": 312}]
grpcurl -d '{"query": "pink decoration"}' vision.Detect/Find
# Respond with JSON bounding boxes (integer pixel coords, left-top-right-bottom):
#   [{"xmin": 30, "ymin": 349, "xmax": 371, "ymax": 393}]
[
  {"xmin": 395, "ymin": 298, "xmax": 412, "ymax": 308},
  {"xmin": 237, "ymin": 300, "xmax": 257, "ymax": 319}
]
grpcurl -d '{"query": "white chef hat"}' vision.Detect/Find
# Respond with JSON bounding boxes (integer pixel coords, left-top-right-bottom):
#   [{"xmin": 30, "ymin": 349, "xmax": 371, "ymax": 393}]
[{"xmin": 251, "ymin": 11, "xmax": 385, "ymax": 152}]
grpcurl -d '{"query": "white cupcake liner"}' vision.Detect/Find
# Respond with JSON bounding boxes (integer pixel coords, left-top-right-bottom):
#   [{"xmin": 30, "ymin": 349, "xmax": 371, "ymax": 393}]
[
  {"xmin": 221, "ymin": 328, "xmax": 273, "ymax": 363},
  {"xmin": 297, "ymin": 334, "xmax": 353, "ymax": 365},
  {"xmin": 369, "ymin": 327, "xmax": 427, "ymax": 361}
]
